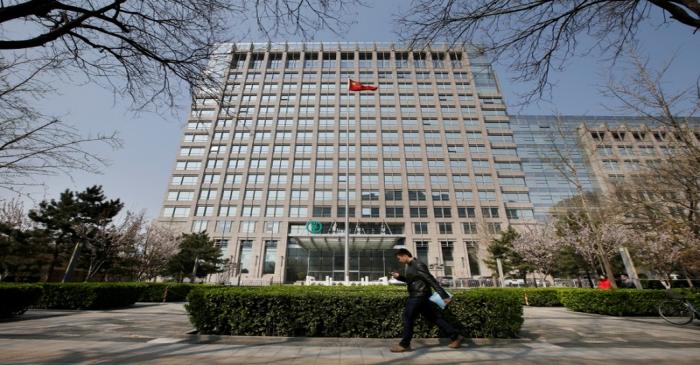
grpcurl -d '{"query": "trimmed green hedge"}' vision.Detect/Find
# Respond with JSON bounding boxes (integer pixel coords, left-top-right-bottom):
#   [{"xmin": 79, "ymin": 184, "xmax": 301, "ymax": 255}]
[
  {"xmin": 186, "ymin": 286, "xmax": 523, "ymax": 338},
  {"xmin": 0, "ymin": 284, "xmax": 44, "ymax": 317},
  {"xmin": 505, "ymin": 288, "xmax": 564, "ymax": 307},
  {"xmin": 558, "ymin": 289, "xmax": 700, "ymax": 316},
  {"xmin": 37, "ymin": 283, "xmax": 146, "ymax": 310},
  {"xmin": 138, "ymin": 283, "xmax": 199, "ymax": 302}
]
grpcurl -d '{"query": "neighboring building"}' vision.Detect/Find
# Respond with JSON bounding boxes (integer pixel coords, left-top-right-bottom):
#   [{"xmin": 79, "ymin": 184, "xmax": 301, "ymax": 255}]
[
  {"xmin": 159, "ymin": 42, "xmax": 537, "ymax": 284},
  {"xmin": 511, "ymin": 115, "xmax": 700, "ymax": 220}
]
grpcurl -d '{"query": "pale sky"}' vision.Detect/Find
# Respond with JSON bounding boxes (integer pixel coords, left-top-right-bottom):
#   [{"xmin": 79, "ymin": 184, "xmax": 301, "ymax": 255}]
[{"xmin": 2, "ymin": 1, "xmax": 699, "ymax": 219}]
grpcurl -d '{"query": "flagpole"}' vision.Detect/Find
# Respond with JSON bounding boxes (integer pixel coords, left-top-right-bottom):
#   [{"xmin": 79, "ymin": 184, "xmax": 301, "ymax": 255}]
[{"xmin": 344, "ymin": 79, "xmax": 350, "ymax": 284}]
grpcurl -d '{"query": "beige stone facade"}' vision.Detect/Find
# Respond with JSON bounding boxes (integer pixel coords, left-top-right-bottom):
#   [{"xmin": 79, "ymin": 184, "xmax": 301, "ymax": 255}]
[{"xmin": 158, "ymin": 42, "xmax": 536, "ymax": 284}]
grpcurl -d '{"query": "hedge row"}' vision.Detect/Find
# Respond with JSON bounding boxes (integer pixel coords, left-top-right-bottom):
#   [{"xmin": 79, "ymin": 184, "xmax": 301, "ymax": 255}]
[
  {"xmin": 504, "ymin": 288, "xmax": 563, "ymax": 307},
  {"xmin": 559, "ymin": 288, "xmax": 700, "ymax": 316},
  {"xmin": 186, "ymin": 286, "xmax": 523, "ymax": 338},
  {"xmin": 0, "ymin": 284, "xmax": 44, "ymax": 317},
  {"xmin": 138, "ymin": 283, "xmax": 199, "ymax": 302},
  {"xmin": 36, "ymin": 283, "xmax": 147, "ymax": 310}
]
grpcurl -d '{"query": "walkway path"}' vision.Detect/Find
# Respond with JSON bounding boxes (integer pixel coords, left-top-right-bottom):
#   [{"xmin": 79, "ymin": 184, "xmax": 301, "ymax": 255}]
[{"xmin": 0, "ymin": 303, "xmax": 698, "ymax": 364}]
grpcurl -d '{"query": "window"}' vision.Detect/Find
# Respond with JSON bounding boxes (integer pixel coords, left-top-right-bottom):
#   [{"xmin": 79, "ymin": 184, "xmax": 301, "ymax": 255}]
[
  {"xmin": 438, "ymin": 222, "xmax": 453, "ymax": 234},
  {"xmin": 247, "ymin": 174, "xmax": 265, "ymax": 185},
  {"xmin": 221, "ymin": 189, "xmax": 239, "ymax": 200},
  {"xmin": 462, "ymin": 222, "xmax": 477, "ymax": 234},
  {"xmin": 337, "ymin": 206, "xmax": 356, "ymax": 217},
  {"xmin": 241, "ymin": 205, "xmax": 261, "ymax": 217},
  {"xmin": 479, "ymin": 190, "xmax": 496, "ymax": 200},
  {"xmin": 239, "ymin": 222, "xmax": 256, "ymax": 234},
  {"xmin": 506, "ymin": 208, "xmax": 534, "ymax": 220},
  {"xmin": 361, "ymin": 206, "xmax": 380, "ymax": 217},
  {"xmin": 291, "ymin": 189, "xmax": 309, "ymax": 200},
  {"xmin": 195, "ymin": 205, "xmax": 214, "ymax": 217},
  {"xmin": 215, "ymin": 220, "xmax": 233, "ymax": 233},
  {"xmin": 410, "ymin": 207, "xmax": 428, "ymax": 218},
  {"xmin": 481, "ymin": 207, "xmax": 499, "ymax": 218},
  {"xmin": 289, "ymin": 205, "xmax": 308, "ymax": 217},
  {"xmin": 433, "ymin": 207, "xmax": 452, "ymax": 218},
  {"xmin": 486, "ymin": 222, "xmax": 502, "ymax": 234},
  {"xmin": 225, "ymin": 174, "xmax": 243, "ymax": 184},
  {"xmin": 313, "ymin": 206, "xmax": 332, "ymax": 217},
  {"xmin": 168, "ymin": 190, "xmax": 194, "ymax": 201},
  {"xmin": 361, "ymin": 190, "xmax": 380, "ymax": 201},
  {"xmin": 431, "ymin": 190, "xmax": 450, "ymax": 201},
  {"xmin": 199, "ymin": 173, "xmax": 219, "ymax": 184},
  {"xmin": 458, "ymin": 207, "xmax": 476, "ymax": 218},
  {"xmin": 414, "ymin": 222, "xmax": 429, "ymax": 235},
  {"xmin": 408, "ymin": 190, "xmax": 426, "ymax": 201},
  {"xmin": 218, "ymin": 206, "xmax": 237, "ymax": 217},
  {"xmin": 162, "ymin": 207, "xmax": 190, "ymax": 218},
  {"xmin": 244, "ymin": 189, "xmax": 263, "ymax": 200},
  {"xmin": 386, "ymin": 206, "xmax": 404, "ymax": 218},
  {"xmin": 314, "ymin": 190, "xmax": 332, "ymax": 201},
  {"xmin": 385, "ymin": 190, "xmax": 402, "ymax": 201}
]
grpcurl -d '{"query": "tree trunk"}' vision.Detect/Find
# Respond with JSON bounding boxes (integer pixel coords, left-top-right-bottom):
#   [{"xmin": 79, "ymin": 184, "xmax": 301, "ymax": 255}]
[
  {"xmin": 46, "ymin": 244, "xmax": 61, "ymax": 282},
  {"xmin": 61, "ymin": 240, "xmax": 83, "ymax": 283},
  {"xmin": 585, "ymin": 268, "xmax": 595, "ymax": 288}
]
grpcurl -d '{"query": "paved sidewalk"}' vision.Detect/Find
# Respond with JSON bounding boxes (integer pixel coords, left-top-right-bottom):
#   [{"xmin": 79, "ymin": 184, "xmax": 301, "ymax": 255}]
[{"xmin": 0, "ymin": 303, "xmax": 699, "ymax": 364}]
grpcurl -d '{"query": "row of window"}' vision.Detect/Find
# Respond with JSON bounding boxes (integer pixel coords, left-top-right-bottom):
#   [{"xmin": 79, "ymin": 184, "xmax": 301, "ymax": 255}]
[
  {"xmin": 233, "ymin": 51, "xmax": 465, "ymax": 70},
  {"xmin": 182, "ymin": 144, "xmax": 517, "ymax": 158},
  {"xmin": 169, "ymin": 188, "xmax": 531, "ymax": 203},
  {"xmin": 590, "ymin": 130, "xmax": 700, "ymax": 143},
  {"xmin": 171, "ymin": 172, "xmax": 525, "ymax": 187},
  {"xmin": 192, "ymin": 117, "xmax": 510, "ymax": 129},
  {"xmin": 165, "ymin": 203, "xmax": 533, "ymax": 221},
  {"xmin": 229, "ymin": 70, "xmax": 471, "ymax": 82},
  {"xmin": 176, "ymin": 158, "xmax": 521, "ymax": 171},
  {"xmin": 183, "ymin": 129, "xmax": 512, "ymax": 143}
]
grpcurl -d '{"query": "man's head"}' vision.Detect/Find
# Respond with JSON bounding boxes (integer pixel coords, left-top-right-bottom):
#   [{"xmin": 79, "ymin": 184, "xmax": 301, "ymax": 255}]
[
  {"xmin": 395, "ymin": 248, "xmax": 413, "ymax": 264},
  {"xmin": 621, "ymin": 274, "xmax": 629, "ymax": 280}
]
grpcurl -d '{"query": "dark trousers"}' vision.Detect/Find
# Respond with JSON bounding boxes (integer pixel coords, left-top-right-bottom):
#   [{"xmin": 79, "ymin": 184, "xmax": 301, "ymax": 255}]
[{"xmin": 400, "ymin": 297, "xmax": 459, "ymax": 347}]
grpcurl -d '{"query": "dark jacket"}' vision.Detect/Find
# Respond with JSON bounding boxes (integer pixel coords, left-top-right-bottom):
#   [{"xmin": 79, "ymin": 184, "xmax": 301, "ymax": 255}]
[{"xmin": 396, "ymin": 258, "xmax": 450, "ymax": 299}]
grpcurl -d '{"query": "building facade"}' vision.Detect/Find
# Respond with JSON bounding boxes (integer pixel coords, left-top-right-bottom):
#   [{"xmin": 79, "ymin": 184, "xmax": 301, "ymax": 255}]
[
  {"xmin": 158, "ymin": 42, "xmax": 538, "ymax": 284},
  {"xmin": 510, "ymin": 115, "xmax": 700, "ymax": 220}
]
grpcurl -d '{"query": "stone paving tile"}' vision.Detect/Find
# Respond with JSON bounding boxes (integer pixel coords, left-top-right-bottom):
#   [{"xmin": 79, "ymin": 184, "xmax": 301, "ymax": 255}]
[{"xmin": 1, "ymin": 303, "xmax": 700, "ymax": 364}]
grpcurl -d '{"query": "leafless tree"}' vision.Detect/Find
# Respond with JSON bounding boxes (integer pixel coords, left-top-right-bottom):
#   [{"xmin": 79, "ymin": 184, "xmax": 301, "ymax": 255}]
[
  {"xmin": 396, "ymin": 0, "xmax": 700, "ymax": 101},
  {"xmin": 82, "ymin": 210, "xmax": 147, "ymax": 281},
  {"xmin": 0, "ymin": 1, "xmax": 360, "ymax": 108},
  {"xmin": 0, "ymin": 198, "xmax": 31, "ymax": 230},
  {"xmin": 0, "ymin": 57, "xmax": 121, "ymax": 193}
]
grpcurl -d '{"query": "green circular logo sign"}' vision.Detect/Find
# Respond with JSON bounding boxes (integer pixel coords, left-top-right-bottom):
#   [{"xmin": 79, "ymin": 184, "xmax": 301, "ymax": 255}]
[{"xmin": 305, "ymin": 221, "xmax": 323, "ymax": 234}]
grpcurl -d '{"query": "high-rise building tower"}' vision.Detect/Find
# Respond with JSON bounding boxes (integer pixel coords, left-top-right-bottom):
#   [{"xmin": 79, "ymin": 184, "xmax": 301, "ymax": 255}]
[{"xmin": 159, "ymin": 42, "xmax": 536, "ymax": 284}]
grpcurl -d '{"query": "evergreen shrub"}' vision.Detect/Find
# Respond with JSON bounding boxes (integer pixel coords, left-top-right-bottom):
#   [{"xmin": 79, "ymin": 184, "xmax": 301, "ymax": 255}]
[
  {"xmin": 0, "ymin": 284, "xmax": 44, "ymax": 317},
  {"xmin": 186, "ymin": 286, "xmax": 523, "ymax": 338},
  {"xmin": 559, "ymin": 289, "xmax": 675, "ymax": 316},
  {"xmin": 37, "ymin": 283, "xmax": 145, "ymax": 309},
  {"xmin": 138, "ymin": 283, "xmax": 199, "ymax": 302}
]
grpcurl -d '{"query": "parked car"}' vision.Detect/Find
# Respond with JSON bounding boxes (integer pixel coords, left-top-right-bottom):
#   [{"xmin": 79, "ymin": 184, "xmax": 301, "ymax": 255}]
[
  {"xmin": 504, "ymin": 278, "xmax": 525, "ymax": 287},
  {"xmin": 438, "ymin": 276, "xmax": 454, "ymax": 287}
]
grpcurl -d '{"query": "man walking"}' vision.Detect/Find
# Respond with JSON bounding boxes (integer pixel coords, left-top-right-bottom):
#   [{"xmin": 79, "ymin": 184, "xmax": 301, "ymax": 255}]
[{"xmin": 390, "ymin": 248, "xmax": 464, "ymax": 352}]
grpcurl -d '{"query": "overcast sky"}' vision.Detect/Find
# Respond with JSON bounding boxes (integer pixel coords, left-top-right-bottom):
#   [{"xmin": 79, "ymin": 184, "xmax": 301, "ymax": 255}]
[{"xmin": 2, "ymin": 1, "xmax": 699, "ymax": 219}]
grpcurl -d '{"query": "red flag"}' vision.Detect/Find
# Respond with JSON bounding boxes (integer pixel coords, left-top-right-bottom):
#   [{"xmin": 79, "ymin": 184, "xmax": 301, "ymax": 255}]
[{"xmin": 348, "ymin": 79, "xmax": 377, "ymax": 92}]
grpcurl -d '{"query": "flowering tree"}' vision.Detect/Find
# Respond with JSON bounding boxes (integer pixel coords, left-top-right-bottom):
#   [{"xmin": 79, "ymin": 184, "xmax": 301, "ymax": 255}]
[
  {"xmin": 632, "ymin": 223, "xmax": 700, "ymax": 288},
  {"xmin": 512, "ymin": 223, "xmax": 560, "ymax": 285},
  {"xmin": 556, "ymin": 212, "xmax": 631, "ymax": 279}
]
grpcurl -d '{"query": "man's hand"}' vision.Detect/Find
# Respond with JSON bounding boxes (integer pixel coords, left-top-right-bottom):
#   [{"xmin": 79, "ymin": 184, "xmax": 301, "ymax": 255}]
[
  {"xmin": 390, "ymin": 271, "xmax": 400, "ymax": 279},
  {"xmin": 443, "ymin": 298, "xmax": 452, "ymax": 306}
]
